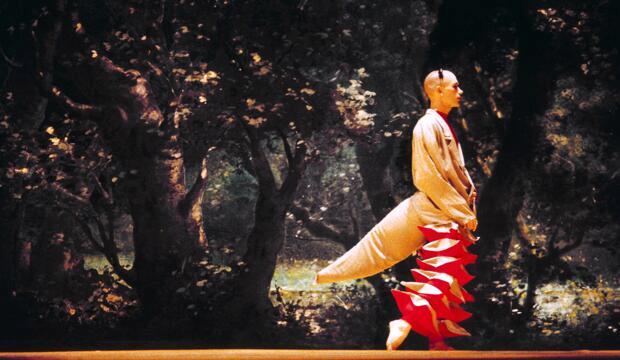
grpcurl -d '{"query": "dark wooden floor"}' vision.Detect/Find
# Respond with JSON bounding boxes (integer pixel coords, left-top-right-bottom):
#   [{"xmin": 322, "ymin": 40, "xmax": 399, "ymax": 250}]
[{"xmin": 1, "ymin": 350, "xmax": 619, "ymax": 360}]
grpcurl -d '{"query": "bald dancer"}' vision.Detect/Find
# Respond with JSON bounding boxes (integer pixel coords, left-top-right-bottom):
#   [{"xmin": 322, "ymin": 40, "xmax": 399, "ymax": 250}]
[{"xmin": 315, "ymin": 69, "xmax": 478, "ymax": 350}]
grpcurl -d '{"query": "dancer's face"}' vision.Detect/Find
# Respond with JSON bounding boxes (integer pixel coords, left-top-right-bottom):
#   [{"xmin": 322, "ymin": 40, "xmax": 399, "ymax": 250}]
[
  {"xmin": 439, "ymin": 72, "xmax": 463, "ymax": 109},
  {"xmin": 424, "ymin": 70, "xmax": 464, "ymax": 110}
]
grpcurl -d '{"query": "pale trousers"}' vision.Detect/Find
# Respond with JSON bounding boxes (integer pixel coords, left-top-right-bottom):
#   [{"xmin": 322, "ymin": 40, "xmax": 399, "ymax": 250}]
[{"xmin": 316, "ymin": 191, "xmax": 453, "ymax": 284}]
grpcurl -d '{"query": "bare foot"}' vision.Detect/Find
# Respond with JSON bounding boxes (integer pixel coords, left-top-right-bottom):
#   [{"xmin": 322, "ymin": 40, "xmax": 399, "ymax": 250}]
[
  {"xmin": 428, "ymin": 339, "xmax": 455, "ymax": 350},
  {"xmin": 312, "ymin": 274, "xmax": 319, "ymax": 285},
  {"xmin": 386, "ymin": 319, "xmax": 411, "ymax": 351}
]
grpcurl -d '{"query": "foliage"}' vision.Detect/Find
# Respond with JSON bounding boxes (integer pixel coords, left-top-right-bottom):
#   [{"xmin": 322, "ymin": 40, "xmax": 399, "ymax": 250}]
[{"xmin": 0, "ymin": 0, "xmax": 619, "ymax": 351}]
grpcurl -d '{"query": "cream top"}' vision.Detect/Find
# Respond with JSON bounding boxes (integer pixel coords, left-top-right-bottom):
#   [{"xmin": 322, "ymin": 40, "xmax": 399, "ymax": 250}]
[{"xmin": 411, "ymin": 109, "xmax": 477, "ymax": 226}]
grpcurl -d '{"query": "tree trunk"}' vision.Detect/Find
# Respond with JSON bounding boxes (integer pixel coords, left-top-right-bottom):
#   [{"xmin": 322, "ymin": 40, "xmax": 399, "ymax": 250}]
[
  {"xmin": 233, "ymin": 128, "xmax": 306, "ymax": 328},
  {"xmin": 0, "ymin": 201, "xmax": 23, "ymax": 300},
  {"xmin": 110, "ymin": 96, "xmax": 206, "ymax": 316},
  {"xmin": 0, "ymin": 0, "xmax": 66, "ymax": 313},
  {"xmin": 460, "ymin": 2, "xmax": 564, "ymax": 339},
  {"xmin": 236, "ymin": 196, "xmax": 287, "ymax": 313},
  {"xmin": 125, "ymin": 152, "xmax": 197, "ymax": 315},
  {"xmin": 426, "ymin": 0, "xmax": 560, "ymax": 285},
  {"xmin": 355, "ymin": 141, "xmax": 397, "ymax": 221},
  {"xmin": 475, "ymin": 1, "xmax": 558, "ymax": 284},
  {"xmin": 49, "ymin": 55, "xmax": 208, "ymax": 316},
  {"xmin": 522, "ymin": 259, "xmax": 540, "ymax": 321}
]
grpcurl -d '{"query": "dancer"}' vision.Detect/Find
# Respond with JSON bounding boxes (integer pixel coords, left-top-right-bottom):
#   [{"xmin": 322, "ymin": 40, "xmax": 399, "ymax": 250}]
[{"xmin": 315, "ymin": 69, "xmax": 478, "ymax": 350}]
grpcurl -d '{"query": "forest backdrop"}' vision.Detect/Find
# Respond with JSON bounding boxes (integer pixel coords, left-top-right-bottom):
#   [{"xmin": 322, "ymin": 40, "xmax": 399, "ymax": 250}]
[{"xmin": 0, "ymin": 0, "xmax": 619, "ymax": 351}]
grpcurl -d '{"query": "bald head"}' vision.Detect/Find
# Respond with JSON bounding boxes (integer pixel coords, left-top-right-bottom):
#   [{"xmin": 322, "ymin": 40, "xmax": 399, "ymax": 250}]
[
  {"xmin": 423, "ymin": 69, "xmax": 457, "ymax": 97},
  {"xmin": 423, "ymin": 69, "xmax": 463, "ymax": 112}
]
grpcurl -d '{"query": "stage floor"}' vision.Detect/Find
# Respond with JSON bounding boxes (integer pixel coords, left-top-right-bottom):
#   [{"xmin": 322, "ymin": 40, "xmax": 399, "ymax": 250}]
[{"xmin": 1, "ymin": 349, "xmax": 619, "ymax": 359}]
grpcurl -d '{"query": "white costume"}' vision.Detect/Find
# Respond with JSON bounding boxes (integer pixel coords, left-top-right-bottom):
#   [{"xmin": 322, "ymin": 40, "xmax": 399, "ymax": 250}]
[{"xmin": 316, "ymin": 109, "xmax": 477, "ymax": 284}]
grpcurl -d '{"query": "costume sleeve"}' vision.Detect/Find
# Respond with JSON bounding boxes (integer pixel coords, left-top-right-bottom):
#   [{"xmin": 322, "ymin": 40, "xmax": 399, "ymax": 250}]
[
  {"xmin": 465, "ymin": 169, "xmax": 477, "ymax": 215},
  {"xmin": 412, "ymin": 120, "xmax": 476, "ymax": 226}
]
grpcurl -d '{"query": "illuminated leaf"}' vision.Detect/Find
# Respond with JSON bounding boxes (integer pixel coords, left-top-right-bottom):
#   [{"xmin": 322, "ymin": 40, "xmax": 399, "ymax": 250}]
[{"xmin": 106, "ymin": 294, "xmax": 122, "ymax": 303}]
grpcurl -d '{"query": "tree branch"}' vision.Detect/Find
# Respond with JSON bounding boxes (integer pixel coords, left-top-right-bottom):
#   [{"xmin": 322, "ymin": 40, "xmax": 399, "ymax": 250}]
[
  {"xmin": 57, "ymin": 199, "xmax": 137, "ymax": 287},
  {"xmin": 515, "ymin": 213, "xmax": 536, "ymax": 253},
  {"xmin": 95, "ymin": 206, "xmax": 136, "ymax": 286},
  {"xmin": 278, "ymin": 139, "xmax": 306, "ymax": 202},
  {"xmin": 59, "ymin": 205, "xmax": 105, "ymax": 253},
  {"xmin": 91, "ymin": 173, "xmax": 113, "ymax": 206},
  {"xmin": 105, "ymin": 207, "xmax": 115, "ymax": 252},
  {"xmin": 348, "ymin": 201, "xmax": 361, "ymax": 241},
  {"xmin": 47, "ymin": 85, "xmax": 103, "ymax": 116},
  {"xmin": 101, "ymin": 0, "xmax": 179, "ymax": 97},
  {"xmin": 238, "ymin": 120, "xmax": 277, "ymax": 196},
  {"xmin": 556, "ymin": 225, "xmax": 586, "ymax": 255},
  {"xmin": 88, "ymin": 210, "xmax": 136, "ymax": 287},
  {"xmin": 67, "ymin": 7, "xmax": 137, "ymax": 88},
  {"xmin": 47, "ymin": 182, "xmax": 91, "ymax": 207},
  {"xmin": 289, "ymin": 204, "xmax": 354, "ymax": 246},
  {"xmin": 0, "ymin": 43, "xmax": 22, "ymax": 68},
  {"xmin": 179, "ymin": 157, "xmax": 208, "ymax": 217},
  {"xmin": 277, "ymin": 128, "xmax": 294, "ymax": 166}
]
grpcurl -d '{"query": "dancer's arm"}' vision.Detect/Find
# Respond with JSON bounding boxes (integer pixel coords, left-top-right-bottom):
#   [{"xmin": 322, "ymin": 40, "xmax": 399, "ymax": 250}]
[{"xmin": 412, "ymin": 119, "xmax": 476, "ymax": 228}]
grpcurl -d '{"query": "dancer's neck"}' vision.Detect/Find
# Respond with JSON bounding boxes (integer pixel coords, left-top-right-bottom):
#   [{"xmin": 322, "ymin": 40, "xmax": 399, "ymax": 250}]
[
  {"xmin": 429, "ymin": 107, "xmax": 450, "ymax": 120},
  {"xmin": 430, "ymin": 108, "xmax": 460, "ymax": 146},
  {"xmin": 435, "ymin": 110, "xmax": 449, "ymax": 121},
  {"xmin": 429, "ymin": 99, "xmax": 453, "ymax": 116}
]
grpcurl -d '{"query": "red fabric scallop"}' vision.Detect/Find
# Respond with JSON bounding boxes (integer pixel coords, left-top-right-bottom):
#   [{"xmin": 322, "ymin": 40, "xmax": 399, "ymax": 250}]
[
  {"xmin": 461, "ymin": 287, "xmax": 475, "ymax": 302},
  {"xmin": 417, "ymin": 224, "xmax": 462, "ymax": 242},
  {"xmin": 438, "ymin": 320, "xmax": 471, "ymax": 339},
  {"xmin": 461, "ymin": 252, "xmax": 478, "ymax": 265},
  {"xmin": 400, "ymin": 282, "xmax": 452, "ymax": 320},
  {"xmin": 416, "ymin": 256, "xmax": 475, "ymax": 286},
  {"xmin": 395, "ymin": 221, "xmax": 478, "ymax": 343},
  {"xmin": 410, "ymin": 268, "xmax": 466, "ymax": 304},
  {"xmin": 448, "ymin": 302, "xmax": 472, "ymax": 322},
  {"xmin": 391, "ymin": 289, "xmax": 441, "ymax": 339},
  {"xmin": 418, "ymin": 238, "xmax": 477, "ymax": 265}
]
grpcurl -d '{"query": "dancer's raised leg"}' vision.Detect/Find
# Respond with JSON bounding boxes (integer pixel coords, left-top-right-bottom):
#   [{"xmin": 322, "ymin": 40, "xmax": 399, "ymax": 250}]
[{"xmin": 316, "ymin": 196, "xmax": 427, "ymax": 284}]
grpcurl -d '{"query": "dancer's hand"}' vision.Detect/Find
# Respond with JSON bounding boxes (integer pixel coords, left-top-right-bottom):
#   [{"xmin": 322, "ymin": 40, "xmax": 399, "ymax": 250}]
[
  {"xmin": 465, "ymin": 217, "xmax": 477, "ymax": 232},
  {"xmin": 458, "ymin": 222, "xmax": 479, "ymax": 245},
  {"xmin": 468, "ymin": 189, "xmax": 477, "ymax": 205}
]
